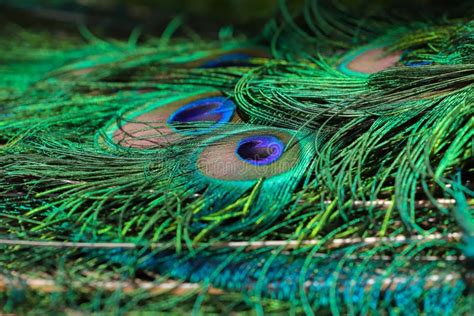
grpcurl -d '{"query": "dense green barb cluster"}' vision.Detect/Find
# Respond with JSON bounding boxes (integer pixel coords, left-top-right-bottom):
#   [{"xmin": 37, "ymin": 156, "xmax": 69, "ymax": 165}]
[{"xmin": 0, "ymin": 0, "xmax": 473, "ymax": 314}]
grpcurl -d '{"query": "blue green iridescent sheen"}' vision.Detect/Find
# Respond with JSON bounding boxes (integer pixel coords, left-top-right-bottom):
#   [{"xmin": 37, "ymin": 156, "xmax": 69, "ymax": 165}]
[{"xmin": 0, "ymin": 0, "xmax": 472, "ymax": 314}]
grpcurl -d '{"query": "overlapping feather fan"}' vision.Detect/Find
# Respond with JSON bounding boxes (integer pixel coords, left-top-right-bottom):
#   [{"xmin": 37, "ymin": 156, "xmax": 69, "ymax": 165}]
[{"xmin": 0, "ymin": 0, "xmax": 473, "ymax": 314}]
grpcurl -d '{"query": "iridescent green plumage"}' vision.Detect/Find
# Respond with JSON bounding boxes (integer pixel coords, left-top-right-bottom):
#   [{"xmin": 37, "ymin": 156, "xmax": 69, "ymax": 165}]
[{"xmin": 0, "ymin": 0, "xmax": 473, "ymax": 314}]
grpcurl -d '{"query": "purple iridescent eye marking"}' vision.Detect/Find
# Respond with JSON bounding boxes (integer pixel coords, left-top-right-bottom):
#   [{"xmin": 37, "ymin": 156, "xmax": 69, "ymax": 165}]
[
  {"xmin": 167, "ymin": 97, "xmax": 235, "ymax": 134},
  {"xmin": 236, "ymin": 135, "xmax": 285, "ymax": 166},
  {"xmin": 405, "ymin": 61, "xmax": 433, "ymax": 67},
  {"xmin": 199, "ymin": 53, "xmax": 252, "ymax": 68}
]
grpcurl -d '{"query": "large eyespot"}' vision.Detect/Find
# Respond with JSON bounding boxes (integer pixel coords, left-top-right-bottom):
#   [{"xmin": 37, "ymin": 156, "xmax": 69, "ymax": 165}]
[
  {"xmin": 195, "ymin": 127, "xmax": 313, "ymax": 182},
  {"xmin": 338, "ymin": 46, "xmax": 402, "ymax": 77},
  {"xmin": 100, "ymin": 91, "xmax": 240, "ymax": 150},
  {"xmin": 187, "ymin": 126, "xmax": 315, "ymax": 223}
]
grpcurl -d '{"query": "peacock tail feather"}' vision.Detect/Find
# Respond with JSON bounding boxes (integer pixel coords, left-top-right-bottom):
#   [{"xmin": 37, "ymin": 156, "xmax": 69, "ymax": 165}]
[{"xmin": 0, "ymin": 0, "xmax": 473, "ymax": 314}]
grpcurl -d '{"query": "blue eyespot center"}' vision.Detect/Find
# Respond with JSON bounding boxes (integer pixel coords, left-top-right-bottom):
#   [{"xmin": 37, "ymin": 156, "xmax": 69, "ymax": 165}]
[
  {"xmin": 404, "ymin": 60, "xmax": 433, "ymax": 67},
  {"xmin": 200, "ymin": 53, "xmax": 253, "ymax": 68},
  {"xmin": 168, "ymin": 97, "xmax": 235, "ymax": 134},
  {"xmin": 236, "ymin": 135, "xmax": 284, "ymax": 166}
]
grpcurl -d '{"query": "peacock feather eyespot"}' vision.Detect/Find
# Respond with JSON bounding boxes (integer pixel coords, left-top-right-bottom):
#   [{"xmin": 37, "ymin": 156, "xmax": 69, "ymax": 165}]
[
  {"xmin": 99, "ymin": 91, "xmax": 240, "ymax": 150},
  {"xmin": 194, "ymin": 127, "xmax": 313, "ymax": 182},
  {"xmin": 235, "ymin": 135, "xmax": 284, "ymax": 166},
  {"xmin": 167, "ymin": 96, "xmax": 235, "ymax": 134},
  {"xmin": 185, "ymin": 126, "xmax": 315, "ymax": 222},
  {"xmin": 338, "ymin": 45, "xmax": 402, "ymax": 77}
]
